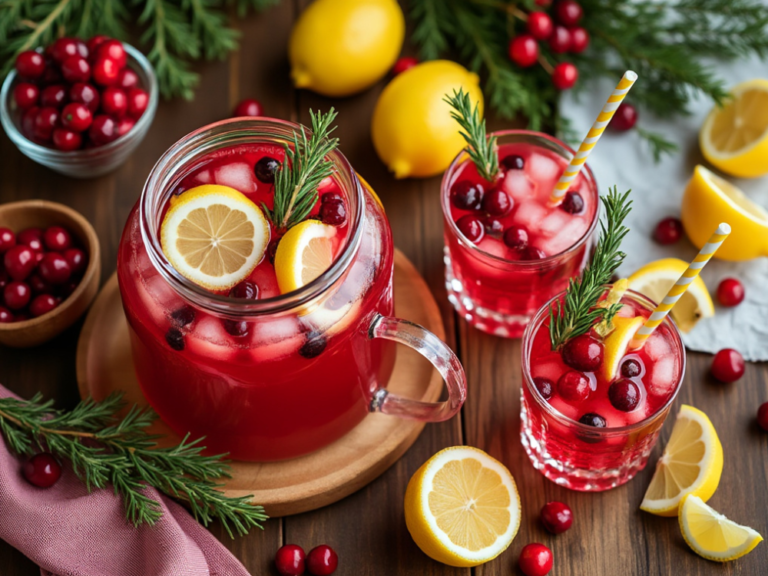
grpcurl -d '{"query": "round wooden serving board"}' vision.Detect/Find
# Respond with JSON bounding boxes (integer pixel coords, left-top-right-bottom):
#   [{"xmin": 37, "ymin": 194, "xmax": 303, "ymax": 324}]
[{"xmin": 76, "ymin": 249, "xmax": 444, "ymax": 517}]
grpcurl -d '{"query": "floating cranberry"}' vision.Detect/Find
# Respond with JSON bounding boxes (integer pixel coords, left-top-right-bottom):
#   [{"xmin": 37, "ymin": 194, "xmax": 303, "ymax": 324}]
[
  {"xmin": 60, "ymin": 102, "xmax": 92, "ymax": 132},
  {"xmin": 533, "ymin": 377, "xmax": 554, "ymax": 400},
  {"xmin": 611, "ymin": 103, "xmax": 637, "ymax": 131},
  {"xmin": 552, "ymin": 62, "xmax": 578, "ymax": 90},
  {"xmin": 569, "ymin": 27, "xmax": 590, "ymax": 53},
  {"xmin": 101, "ymin": 87, "xmax": 127, "ymax": 117},
  {"xmin": 609, "ymin": 378, "xmax": 640, "ymax": 412},
  {"xmin": 521, "ymin": 246, "xmax": 546, "ymax": 260},
  {"xmin": 562, "ymin": 333, "xmax": 604, "ymax": 371},
  {"xmin": 482, "ymin": 188, "xmax": 513, "ymax": 216},
  {"xmin": 233, "ymin": 98, "xmax": 263, "ymax": 117},
  {"xmin": 87, "ymin": 35, "xmax": 110, "ymax": 55},
  {"xmin": 96, "ymin": 39, "xmax": 127, "ymax": 68},
  {"xmin": 321, "ymin": 192, "xmax": 343, "ymax": 205},
  {"xmin": 509, "ymin": 35, "xmax": 539, "ymax": 68},
  {"xmin": 40, "ymin": 84, "xmax": 67, "ymax": 108},
  {"xmin": 540, "ymin": 501, "xmax": 573, "ymax": 534},
  {"xmin": 15, "ymin": 51, "xmax": 45, "ymax": 79},
  {"xmin": 223, "ymin": 319, "xmax": 249, "ymax": 337},
  {"xmin": 254, "ymin": 156, "xmax": 280, "ymax": 183},
  {"xmin": 69, "ymin": 83, "xmax": 100, "ymax": 112},
  {"xmin": 170, "ymin": 306, "xmax": 195, "ymax": 327},
  {"xmin": 519, "ymin": 543, "xmax": 553, "ymax": 576},
  {"xmin": 61, "ymin": 56, "xmax": 90, "ymax": 83},
  {"xmin": 4, "ymin": 281, "xmax": 31, "ymax": 310},
  {"xmin": 165, "ymin": 327, "xmax": 185, "ymax": 350},
  {"xmin": 229, "ymin": 281, "xmax": 259, "ymax": 300},
  {"xmin": 89, "ymin": 115, "xmax": 118, "ymax": 145},
  {"xmin": 503, "ymin": 225, "xmax": 529, "ymax": 249},
  {"xmin": 578, "ymin": 412, "xmax": 606, "ymax": 427},
  {"xmin": 392, "ymin": 56, "xmax": 419, "ymax": 76},
  {"xmin": 275, "ymin": 544, "xmax": 305, "ymax": 576},
  {"xmin": 621, "ymin": 358, "xmax": 642, "ymax": 378},
  {"xmin": 450, "ymin": 180, "xmax": 484, "ymax": 211},
  {"xmin": 501, "ymin": 154, "xmax": 525, "ymax": 171},
  {"xmin": 13, "ymin": 83, "xmax": 39, "ymax": 109},
  {"xmin": 4, "ymin": 246, "xmax": 36, "ymax": 280},
  {"xmin": 0, "ymin": 306, "xmax": 13, "ymax": 323},
  {"xmin": 52, "ymin": 128, "xmax": 82, "ymax": 151},
  {"xmin": 23, "ymin": 453, "xmax": 62, "ymax": 488},
  {"xmin": 38, "ymin": 253, "xmax": 71, "ymax": 285},
  {"xmin": 527, "ymin": 12, "xmax": 554, "ymax": 40},
  {"xmin": 127, "ymin": 88, "xmax": 149, "ymax": 118},
  {"xmin": 557, "ymin": 370, "xmax": 590, "ymax": 402},
  {"xmin": 306, "ymin": 545, "xmax": 338, "ymax": 575},
  {"xmin": 300, "ymin": 331, "xmax": 328, "ymax": 359},
  {"xmin": 758, "ymin": 402, "xmax": 768, "ymax": 432},
  {"xmin": 653, "ymin": 217, "xmax": 683, "ymax": 245},
  {"xmin": 717, "ymin": 278, "xmax": 745, "ymax": 307},
  {"xmin": 555, "ymin": 0, "xmax": 583, "ymax": 26},
  {"xmin": 483, "ymin": 217, "xmax": 504, "ymax": 235},
  {"xmin": 18, "ymin": 228, "xmax": 43, "ymax": 251},
  {"xmin": 0, "ymin": 228, "xmax": 15, "ymax": 253},
  {"xmin": 320, "ymin": 200, "xmax": 347, "ymax": 226},
  {"xmin": 51, "ymin": 37, "xmax": 81, "ymax": 63},
  {"xmin": 456, "ymin": 215, "xmax": 484, "ymax": 243},
  {"xmin": 548, "ymin": 26, "xmax": 572, "ymax": 53},
  {"xmin": 711, "ymin": 348, "xmax": 744, "ymax": 383},
  {"xmin": 116, "ymin": 117, "xmax": 136, "ymax": 137},
  {"xmin": 92, "ymin": 57, "xmax": 120, "ymax": 86},
  {"xmin": 43, "ymin": 226, "xmax": 72, "ymax": 251},
  {"xmin": 30, "ymin": 294, "xmax": 59, "ymax": 317},
  {"xmin": 560, "ymin": 190, "xmax": 584, "ymax": 214}
]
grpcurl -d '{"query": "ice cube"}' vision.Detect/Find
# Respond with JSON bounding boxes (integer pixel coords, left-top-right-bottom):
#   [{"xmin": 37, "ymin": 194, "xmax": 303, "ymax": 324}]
[
  {"xmin": 318, "ymin": 176, "xmax": 335, "ymax": 193},
  {"xmin": 527, "ymin": 152, "xmax": 562, "ymax": 183},
  {"xmin": 502, "ymin": 171, "xmax": 536, "ymax": 202},
  {"xmin": 623, "ymin": 400, "xmax": 652, "ymax": 425},
  {"xmin": 512, "ymin": 200, "xmax": 548, "ymax": 227},
  {"xmin": 247, "ymin": 265, "xmax": 280, "ymax": 299},
  {"xmin": 538, "ymin": 210, "xmax": 571, "ymax": 237},
  {"xmin": 615, "ymin": 304, "xmax": 635, "ymax": 318},
  {"xmin": 194, "ymin": 169, "xmax": 212, "ymax": 185},
  {"xmin": 137, "ymin": 274, "xmax": 183, "ymax": 325},
  {"xmin": 537, "ymin": 219, "xmax": 587, "ymax": 255},
  {"xmin": 531, "ymin": 361, "xmax": 562, "ymax": 383},
  {"xmin": 186, "ymin": 313, "xmax": 242, "ymax": 363},
  {"xmin": 644, "ymin": 333, "xmax": 672, "ymax": 361},
  {"xmin": 648, "ymin": 356, "xmax": 679, "ymax": 397},
  {"xmin": 214, "ymin": 162, "xmax": 257, "ymax": 193},
  {"xmin": 476, "ymin": 236, "xmax": 508, "ymax": 260},
  {"xmin": 250, "ymin": 316, "xmax": 303, "ymax": 362}
]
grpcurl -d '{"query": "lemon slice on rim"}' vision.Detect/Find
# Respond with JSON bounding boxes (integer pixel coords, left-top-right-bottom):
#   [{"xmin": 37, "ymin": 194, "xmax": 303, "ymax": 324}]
[
  {"xmin": 700, "ymin": 79, "xmax": 768, "ymax": 178},
  {"xmin": 679, "ymin": 495, "xmax": 763, "ymax": 562},
  {"xmin": 628, "ymin": 258, "xmax": 714, "ymax": 333},
  {"xmin": 274, "ymin": 220, "xmax": 337, "ymax": 294},
  {"xmin": 404, "ymin": 446, "xmax": 521, "ymax": 567},
  {"xmin": 601, "ymin": 315, "xmax": 644, "ymax": 381},
  {"xmin": 640, "ymin": 405, "xmax": 723, "ymax": 517},
  {"xmin": 160, "ymin": 185, "xmax": 270, "ymax": 290}
]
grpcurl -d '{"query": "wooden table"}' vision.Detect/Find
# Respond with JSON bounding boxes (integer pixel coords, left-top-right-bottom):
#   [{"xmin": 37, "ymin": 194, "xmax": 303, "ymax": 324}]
[{"xmin": 1, "ymin": 3, "xmax": 766, "ymax": 575}]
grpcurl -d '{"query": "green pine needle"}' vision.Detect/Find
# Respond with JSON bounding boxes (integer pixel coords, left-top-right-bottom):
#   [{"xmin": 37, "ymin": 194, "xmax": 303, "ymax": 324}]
[
  {"xmin": 548, "ymin": 187, "xmax": 632, "ymax": 350},
  {"xmin": 444, "ymin": 88, "xmax": 499, "ymax": 182}
]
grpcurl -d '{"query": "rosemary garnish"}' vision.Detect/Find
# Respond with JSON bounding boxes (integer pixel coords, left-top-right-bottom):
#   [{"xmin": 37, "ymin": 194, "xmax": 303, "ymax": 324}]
[
  {"xmin": 0, "ymin": 392, "xmax": 267, "ymax": 537},
  {"xmin": 444, "ymin": 89, "xmax": 499, "ymax": 182},
  {"xmin": 548, "ymin": 187, "xmax": 632, "ymax": 350},
  {"xmin": 264, "ymin": 108, "xmax": 340, "ymax": 231}
]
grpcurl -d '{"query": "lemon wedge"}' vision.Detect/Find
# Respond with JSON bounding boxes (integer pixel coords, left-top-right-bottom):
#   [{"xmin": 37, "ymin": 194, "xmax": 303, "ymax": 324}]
[
  {"xmin": 700, "ymin": 79, "xmax": 768, "ymax": 178},
  {"xmin": 601, "ymin": 315, "xmax": 644, "ymax": 381},
  {"xmin": 640, "ymin": 405, "xmax": 723, "ymax": 517},
  {"xmin": 160, "ymin": 185, "xmax": 270, "ymax": 290},
  {"xmin": 628, "ymin": 258, "xmax": 714, "ymax": 332},
  {"xmin": 680, "ymin": 495, "xmax": 763, "ymax": 562},
  {"xmin": 404, "ymin": 446, "xmax": 521, "ymax": 567},
  {"xmin": 274, "ymin": 220, "xmax": 337, "ymax": 294},
  {"xmin": 681, "ymin": 165, "xmax": 768, "ymax": 261}
]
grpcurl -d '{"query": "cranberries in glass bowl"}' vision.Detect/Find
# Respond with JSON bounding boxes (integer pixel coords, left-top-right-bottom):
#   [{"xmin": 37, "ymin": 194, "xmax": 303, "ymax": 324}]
[{"xmin": 0, "ymin": 40, "xmax": 157, "ymax": 178}]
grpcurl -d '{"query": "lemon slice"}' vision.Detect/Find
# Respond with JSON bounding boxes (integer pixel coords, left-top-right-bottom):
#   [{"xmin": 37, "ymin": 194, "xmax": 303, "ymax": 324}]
[
  {"xmin": 628, "ymin": 258, "xmax": 714, "ymax": 332},
  {"xmin": 700, "ymin": 79, "xmax": 768, "ymax": 178},
  {"xmin": 404, "ymin": 446, "xmax": 521, "ymax": 567},
  {"xmin": 682, "ymin": 165, "xmax": 768, "ymax": 261},
  {"xmin": 601, "ymin": 315, "xmax": 644, "ymax": 381},
  {"xmin": 160, "ymin": 185, "xmax": 270, "ymax": 290},
  {"xmin": 680, "ymin": 495, "xmax": 763, "ymax": 562},
  {"xmin": 274, "ymin": 220, "xmax": 337, "ymax": 294},
  {"xmin": 640, "ymin": 405, "xmax": 723, "ymax": 517}
]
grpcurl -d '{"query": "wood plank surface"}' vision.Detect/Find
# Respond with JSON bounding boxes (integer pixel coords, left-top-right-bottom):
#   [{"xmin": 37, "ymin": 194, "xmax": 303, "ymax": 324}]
[{"xmin": 1, "ymin": 1, "xmax": 766, "ymax": 575}]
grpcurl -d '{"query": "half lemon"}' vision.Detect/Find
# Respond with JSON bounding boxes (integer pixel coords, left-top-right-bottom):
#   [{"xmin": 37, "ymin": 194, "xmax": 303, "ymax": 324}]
[{"xmin": 274, "ymin": 220, "xmax": 337, "ymax": 294}]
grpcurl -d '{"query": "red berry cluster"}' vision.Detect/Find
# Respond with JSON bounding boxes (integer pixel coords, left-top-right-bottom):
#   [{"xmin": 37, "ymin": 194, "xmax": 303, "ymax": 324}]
[
  {"xmin": 0, "ymin": 225, "xmax": 88, "ymax": 322},
  {"xmin": 12, "ymin": 36, "xmax": 149, "ymax": 151},
  {"xmin": 275, "ymin": 544, "xmax": 338, "ymax": 576},
  {"xmin": 507, "ymin": 0, "xmax": 588, "ymax": 90}
]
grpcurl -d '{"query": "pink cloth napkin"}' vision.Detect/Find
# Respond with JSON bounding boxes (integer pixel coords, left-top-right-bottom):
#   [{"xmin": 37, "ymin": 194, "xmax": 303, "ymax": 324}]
[{"xmin": 0, "ymin": 385, "xmax": 252, "ymax": 576}]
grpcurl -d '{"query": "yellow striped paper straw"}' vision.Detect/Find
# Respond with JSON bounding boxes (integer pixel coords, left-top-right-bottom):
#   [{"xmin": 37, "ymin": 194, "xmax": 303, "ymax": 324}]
[
  {"xmin": 630, "ymin": 222, "xmax": 731, "ymax": 350},
  {"xmin": 549, "ymin": 70, "xmax": 638, "ymax": 204}
]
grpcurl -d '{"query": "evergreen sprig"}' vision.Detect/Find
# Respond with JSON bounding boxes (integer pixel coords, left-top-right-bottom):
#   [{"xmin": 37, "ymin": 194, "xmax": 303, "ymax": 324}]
[
  {"xmin": 548, "ymin": 186, "xmax": 632, "ymax": 350},
  {"xmin": 265, "ymin": 108, "xmax": 340, "ymax": 231},
  {"xmin": 0, "ymin": 392, "xmax": 268, "ymax": 537},
  {"xmin": 444, "ymin": 89, "xmax": 499, "ymax": 182}
]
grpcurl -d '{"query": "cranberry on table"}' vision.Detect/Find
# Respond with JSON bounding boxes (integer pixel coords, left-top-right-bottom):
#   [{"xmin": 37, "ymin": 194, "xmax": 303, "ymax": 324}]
[
  {"xmin": 569, "ymin": 27, "xmax": 590, "ymax": 53},
  {"xmin": 13, "ymin": 83, "xmax": 39, "ymax": 109},
  {"xmin": 578, "ymin": 412, "xmax": 606, "ymax": 427},
  {"xmin": 609, "ymin": 378, "xmax": 640, "ymax": 412},
  {"xmin": 560, "ymin": 190, "xmax": 584, "ymax": 214},
  {"xmin": 23, "ymin": 453, "xmax": 62, "ymax": 488},
  {"xmin": 533, "ymin": 377, "xmax": 554, "ymax": 400},
  {"xmin": 97, "ymin": 39, "xmax": 127, "ymax": 68},
  {"xmin": 4, "ymin": 281, "xmax": 31, "ymax": 310},
  {"xmin": 508, "ymin": 35, "xmax": 539, "ymax": 68},
  {"xmin": 527, "ymin": 12, "xmax": 553, "ymax": 40},
  {"xmin": 92, "ymin": 57, "xmax": 120, "ymax": 86},
  {"xmin": 40, "ymin": 84, "xmax": 67, "ymax": 108},
  {"xmin": 711, "ymin": 348, "xmax": 745, "ymax": 383},
  {"xmin": 555, "ymin": 0, "xmax": 583, "ymax": 26},
  {"xmin": 38, "ymin": 253, "xmax": 72, "ymax": 285},
  {"xmin": 51, "ymin": 37, "xmax": 81, "ymax": 63},
  {"xmin": 43, "ymin": 226, "xmax": 72, "ymax": 251},
  {"xmin": 30, "ymin": 294, "xmax": 59, "ymax": 317},
  {"xmin": 758, "ymin": 402, "xmax": 768, "ymax": 432},
  {"xmin": 306, "ymin": 545, "xmax": 338, "ymax": 576},
  {"xmin": 233, "ymin": 98, "xmax": 263, "ymax": 117},
  {"xmin": 519, "ymin": 543, "xmax": 553, "ymax": 576},
  {"xmin": 562, "ymin": 333, "xmax": 604, "ymax": 371},
  {"xmin": 4, "ymin": 245, "xmax": 36, "ymax": 281},
  {"xmin": 117, "ymin": 68, "xmax": 139, "ymax": 89},
  {"xmin": 503, "ymin": 225, "xmax": 529, "ymax": 249},
  {"xmin": 15, "ymin": 51, "xmax": 46, "ymax": 79},
  {"xmin": 552, "ymin": 61, "xmax": 578, "ymax": 90},
  {"xmin": 611, "ymin": 102, "xmax": 638, "ymax": 131},
  {"xmin": 89, "ymin": 115, "xmax": 118, "ymax": 145},
  {"xmin": 621, "ymin": 358, "xmax": 642, "ymax": 378},
  {"xmin": 548, "ymin": 26, "xmax": 572, "ymax": 54},
  {"xmin": 0, "ymin": 228, "xmax": 15, "ymax": 253},
  {"xmin": 392, "ymin": 56, "xmax": 419, "ymax": 76},
  {"xmin": 540, "ymin": 501, "xmax": 573, "ymax": 534},
  {"xmin": 274, "ymin": 544, "xmax": 305, "ymax": 576},
  {"xmin": 0, "ymin": 306, "xmax": 13, "ymax": 323},
  {"xmin": 127, "ymin": 88, "xmax": 149, "ymax": 118},
  {"xmin": 557, "ymin": 370, "xmax": 591, "ymax": 403},
  {"xmin": 450, "ymin": 180, "xmax": 484, "ymax": 211},
  {"xmin": 456, "ymin": 215, "xmax": 484, "ymax": 243},
  {"xmin": 101, "ymin": 87, "xmax": 128, "ymax": 117},
  {"xmin": 717, "ymin": 278, "xmax": 745, "ymax": 307},
  {"xmin": 69, "ymin": 82, "xmax": 100, "ymax": 112},
  {"xmin": 653, "ymin": 217, "xmax": 683, "ymax": 245},
  {"xmin": 61, "ymin": 55, "xmax": 91, "ymax": 83},
  {"xmin": 482, "ymin": 188, "xmax": 513, "ymax": 216},
  {"xmin": 52, "ymin": 128, "xmax": 82, "ymax": 151},
  {"xmin": 320, "ymin": 200, "xmax": 347, "ymax": 226},
  {"xmin": 229, "ymin": 281, "xmax": 259, "ymax": 300},
  {"xmin": 254, "ymin": 156, "xmax": 280, "ymax": 183}
]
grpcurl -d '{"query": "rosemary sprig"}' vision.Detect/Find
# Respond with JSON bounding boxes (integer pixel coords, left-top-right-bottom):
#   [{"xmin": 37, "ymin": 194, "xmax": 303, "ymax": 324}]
[
  {"xmin": 265, "ymin": 108, "xmax": 340, "ymax": 231},
  {"xmin": 548, "ymin": 186, "xmax": 632, "ymax": 350},
  {"xmin": 444, "ymin": 89, "xmax": 499, "ymax": 182},
  {"xmin": 0, "ymin": 392, "xmax": 268, "ymax": 537}
]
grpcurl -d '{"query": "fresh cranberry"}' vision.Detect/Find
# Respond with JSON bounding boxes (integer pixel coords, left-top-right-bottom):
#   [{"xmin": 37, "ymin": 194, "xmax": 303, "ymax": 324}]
[
  {"xmin": 560, "ymin": 190, "xmax": 584, "ymax": 214},
  {"xmin": 503, "ymin": 225, "xmax": 529, "ymax": 249},
  {"xmin": 569, "ymin": 27, "xmax": 590, "ymax": 53},
  {"xmin": 533, "ymin": 377, "xmax": 554, "ymax": 400},
  {"xmin": 0, "ymin": 229, "xmax": 15, "ymax": 253},
  {"xmin": 578, "ymin": 412, "xmax": 606, "ymax": 427},
  {"xmin": 127, "ymin": 88, "xmax": 149, "ymax": 118},
  {"xmin": 92, "ymin": 57, "xmax": 120, "ymax": 86},
  {"xmin": 509, "ymin": 35, "xmax": 539, "ymax": 68},
  {"xmin": 89, "ymin": 115, "xmax": 118, "ymax": 145},
  {"xmin": 608, "ymin": 378, "xmax": 640, "ymax": 411},
  {"xmin": 450, "ymin": 180, "xmax": 484, "ymax": 211},
  {"xmin": 621, "ymin": 358, "xmax": 642, "ymax": 378},
  {"xmin": 17, "ymin": 228, "xmax": 43, "ymax": 251},
  {"xmin": 611, "ymin": 102, "xmax": 637, "ymax": 131},
  {"xmin": 101, "ymin": 87, "xmax": 128, "ymax": 117},
  {"xmin": 275, "ymin": 544, "xmax": 305, "ymax": 576},
  {"xmin": 548, "ymin": 26, "xmax": 572, "ymax": 53},
  {"xmin": 519, "ymin": 543, "xmax": 553, "ymax": 576},
  {"xmin": 653, "ymin": 217, "xmax": 683, "ymax": 244},
  {"xmin": 114, "ymin": 117, "xmax": 134, "ymax": 137},
  {"xmin": 561, "ymin": 334, "xmax": 604, "ymax": 371},
  {"xmin": 38, "ymin": 253, "xmax": 71, "ymax": 285},
  {"xmin": 69, "ymin": 83, "xmax": 100, "ymax": 112},
  {"xmin": 35, "ymin": 106, "xmax": 59, "ymax": 133},
  {"xmin": 21, "ymin": 106, "xmax": 40, "ymax": 139},
  {"xmin": 456, "ymin": 215, "xmax": 484, "ymax": 243},
  {"xmin": 229, "ymin": 281, "xmax": 259, "ymax": 300},
  {"xmin": 0, "ymin": 269, "xmax": 7, "ymax": 291},
  {"xmin": 116, "ymin": 68, "xmax": 139, "ymax": 89},
  {"xmin": 60, "ymin": 103, "xmax": 92, "ymax": 132},
  {"xmin": 13, "ymin": 83, "xmax": 39, "ymax": 109},
  {"xmin": 87, "ymin": 35, "xmax": 110, "ymax": 55},
  {"xmin": 520, "ymin": 246, "xmax": 546, "ymax": 260},
  {"xmin": 482, "ymin": 188, "xmax": 513, "ymax": 216},
  {"xmin": 711, "ymin": 348, "xmax": 745, "ymax": 383},
  {"xmin": 717, "ymin": 278, "xmax": 745, "ymax": 307},
  {"xmin": 41, "ymin": 62, "xmax": 63, "ymax": 84},
  {"xmin": 254, "ymin": 156, "xmax": 280, "ymax": 183},
  {"xmin": 96, "ymin": 39, "xmax": 127, "ymax": 69},
  {"xmin": 536, "ymin": 0, "xmax": 552, "ymax": 5},
  {"xmin": 4, "ymin": 246, "xmax": 36, "ymax": 281},
  {"xmin": 51, "ymin": 38, "xmax": 81, "ymax": 63},
  {"xmin": 483, "ymin": 217, "xmax": 504, "ymax": 235},
  {"xmin": 52, "ymin": 128, "xmax": 82, "ymax": 151},
  {"xmin": 540, "ymin": 501, "xmax": 573, "ymax": 534},
  {"xmin": 555, "ymin": 0, "xmax": 583, "ymax": 25},
  {"xmin": 22, "ymin": 453, "xmax": 62, "ymax": 488},
  {"xmin": 552, "ymin": 62, "xmax": 578, "ymax": 90},
  {"xmin": 306, "ymin": 545, "xmax": 338, "ymax": 575},
  {"xmin": 28, "ymin": 274, "xmax": 52, "ymax": 295},
  {"xmin": 392, "ymin": 56, "xmax": 419, "ymax": 75},
  {"xmin": 501, "ymin": 154, "xmax": 525, "ymax": 171},
  {"xmin": 320, "ymin": 200, "xmax": 347, "ymax": 226},
  {"xmin": 40, "ymin": 85, "xmax": 67, "ymax": 108},
  {"xmin": 15, "ymin": 51, "xmax": 45, "ymax": 79},
  {"xmin": 4, "ymin": 281, "xmax": 31, "ymax": 309},
  {"xmin": 30, "ymin": 294, "xmax": 58, "ymax": 317},
  {"xmin": 557, "ymin": 370, "xmax": 590, "ymax": 402},
  {"xmin": 0, "ymin": 306, "xmax": 13, "ymax": 323},
  {"xmin": 758, "ymin": 402, "xmax": 768, "ymax": 432},
  {"xmin": 322, "ymin": 192, "xmax": 343, "ymax": 204},
  {"xmin": 43, "ymin": 226, "xmax": 72, "ymax": 251},
  {"xmin": 233, "ymin": 98, "xmax": 263, "ymax": 117},
  {"xmin": 527, "ymin": 12, "xmax": 553, "ymax": 40},
  {"xmin": 165, "ymin": 327, "xmax": 185, "ymax": 350},
  {"xmin": 61, "ymin": 56, "xmax": 90, "ymax": 83}
]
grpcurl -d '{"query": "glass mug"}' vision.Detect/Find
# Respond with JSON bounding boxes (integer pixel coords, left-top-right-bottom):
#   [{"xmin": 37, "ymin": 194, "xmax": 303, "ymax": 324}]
[{"xmin": 117, "ymin": 118, "xmax": 467, "ymax": 462}]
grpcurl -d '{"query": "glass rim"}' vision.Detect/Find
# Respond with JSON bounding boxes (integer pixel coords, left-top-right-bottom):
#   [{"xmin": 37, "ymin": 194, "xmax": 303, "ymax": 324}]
[
  {"xmin": 440, "ymin": 129, "xmax": 600, "ymax": 268},
  {"xmin": 521, "ymin": 287, "xmax": 687, "ymax": 435},
  {"xmin": 139, "ymin": 116, "xmax": 365, "ymax": 317}
]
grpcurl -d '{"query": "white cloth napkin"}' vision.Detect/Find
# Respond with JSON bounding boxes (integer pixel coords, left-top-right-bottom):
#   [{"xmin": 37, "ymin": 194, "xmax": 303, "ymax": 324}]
[{"xmin": 561, "ymin": 54, "xmax": 768, "ymax": 360}]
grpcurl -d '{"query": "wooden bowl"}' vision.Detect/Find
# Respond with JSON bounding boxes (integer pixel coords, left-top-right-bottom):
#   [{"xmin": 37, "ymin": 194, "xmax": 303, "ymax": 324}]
[{"xmin": 0, "ymin": 200, "xmax": 101, "ymax": 347}]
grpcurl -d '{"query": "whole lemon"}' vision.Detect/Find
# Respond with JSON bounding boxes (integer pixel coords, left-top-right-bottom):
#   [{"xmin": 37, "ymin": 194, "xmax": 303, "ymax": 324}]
[
  {"xmin": 289, "ymin": 0, "xmax": 405, "ymax": 97},
  {"xmin": 371, "ymin": 60, "xmax": 483, "ymax": 179}
]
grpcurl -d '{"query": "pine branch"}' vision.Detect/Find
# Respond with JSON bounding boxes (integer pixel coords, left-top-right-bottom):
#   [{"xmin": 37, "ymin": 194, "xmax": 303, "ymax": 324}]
[
  {"xmin": 635, "ymin": 127, "xmax": 679, "ymax": 162},
  {"xmin": 549, "ymin": 187, "xmax": 632, "ymax": 350},
  {"xmin": 444, "ymin": 88, "xmax": 499, "ymax": 182}
]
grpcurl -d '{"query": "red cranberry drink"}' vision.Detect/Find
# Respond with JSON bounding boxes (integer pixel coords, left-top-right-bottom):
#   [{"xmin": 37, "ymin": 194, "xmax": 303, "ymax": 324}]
[{"xmin": 442, "ymin": 131, "xmax": 598, "ymax": 338}]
